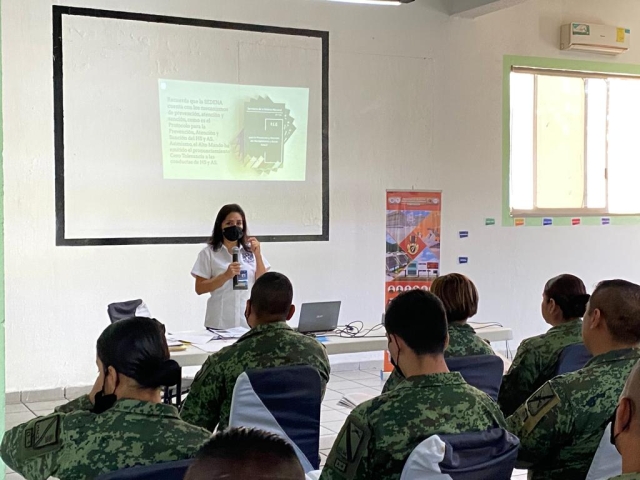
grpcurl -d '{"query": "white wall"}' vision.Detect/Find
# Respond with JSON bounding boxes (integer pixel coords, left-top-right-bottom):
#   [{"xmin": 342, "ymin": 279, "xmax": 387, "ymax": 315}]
[
  {"xmin": 2, "ymin": 0, "xmax": 449, "ymax": 391},
  {"xmin": 437, "ymin": 0, "xmax": 640, "ymax": 345},
  {"xmin": 4, "ymin": 0, "xmax": 640, "ymax": 392}
]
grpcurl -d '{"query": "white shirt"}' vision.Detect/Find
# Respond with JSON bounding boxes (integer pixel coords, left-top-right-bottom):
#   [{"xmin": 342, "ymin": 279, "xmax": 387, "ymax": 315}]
[{"xmin": 191, "ymin": 245, "xmax": 270, "ymax": 329}]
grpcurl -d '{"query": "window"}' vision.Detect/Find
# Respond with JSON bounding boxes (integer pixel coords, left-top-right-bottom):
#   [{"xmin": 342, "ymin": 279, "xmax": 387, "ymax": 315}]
[{"xmin": 509, "ymin": 67, "xmax": 640, "ymax": 216}]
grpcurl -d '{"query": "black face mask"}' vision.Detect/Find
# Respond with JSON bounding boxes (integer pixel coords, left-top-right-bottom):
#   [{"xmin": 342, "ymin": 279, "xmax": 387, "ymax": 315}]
[
  {"xmin": 92, "ymin": 389, "xmax": 117, "ymax": 414},
  {"xmin": 222, "ymin": 226, "xmax": 244, "ymax": 242},
  {"xmin": 610, "ymin": 403, "xmax": 633, "ymax": 449},
  {"xmin": 389, "ymin": 337, "xmax": 405, "ymax": 379}
]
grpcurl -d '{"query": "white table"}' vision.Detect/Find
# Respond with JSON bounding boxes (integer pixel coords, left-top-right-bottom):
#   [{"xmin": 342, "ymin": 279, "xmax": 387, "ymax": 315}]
[{"xmin": 171, "ymin": 324, "xmax": 513, "ymax": 368}]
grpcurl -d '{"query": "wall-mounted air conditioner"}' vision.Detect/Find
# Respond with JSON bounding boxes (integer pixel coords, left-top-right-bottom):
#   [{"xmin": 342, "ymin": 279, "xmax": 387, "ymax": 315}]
[{"xmin": 560, "ymin": 23, "xmax": 631, "ymax": 55}]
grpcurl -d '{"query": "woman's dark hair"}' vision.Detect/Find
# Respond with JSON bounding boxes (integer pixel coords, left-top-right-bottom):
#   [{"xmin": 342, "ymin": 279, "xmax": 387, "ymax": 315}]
[
  {"xmin": 544, "ymin": 274, "xmax": 590, "ymax": 320},
  {"xmin": 208, "ymin": 204, "xmax": 251, "ymax": 252},
  {"xmin": 430, "ymin": 273, "xmax": 479, "ymax": 323},
  {"xmin": 96, "ymin": 317, "xmax": 181, "ymax": 389}
]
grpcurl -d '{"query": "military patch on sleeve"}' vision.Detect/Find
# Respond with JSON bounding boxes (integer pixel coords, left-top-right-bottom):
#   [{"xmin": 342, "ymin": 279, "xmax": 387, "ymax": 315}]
[
  {"xmin": 33, "ymin": 416, "xmax": 60, "ymax": 449},
  {"xmin": 330, "ymin": 417, "xmax": 371, "ymax": 478},
  {"xmin": 17, "ymin": 415, "xmax": 63, "ymax": 462},
  {"xmin": 522, "ymin": 383, "xmax": 560, "ymax": 434}
]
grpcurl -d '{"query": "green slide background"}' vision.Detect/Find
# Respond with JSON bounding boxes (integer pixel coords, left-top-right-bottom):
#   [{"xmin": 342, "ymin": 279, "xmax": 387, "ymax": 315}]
[{"xmin": 159, "ymin": 79, "xmax": 309, "ymax": 182}]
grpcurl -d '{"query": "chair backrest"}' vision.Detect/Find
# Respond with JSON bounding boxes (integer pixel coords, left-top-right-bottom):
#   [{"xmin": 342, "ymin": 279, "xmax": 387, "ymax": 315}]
[
  {"xmin": 445, "ymin": 355, "xmax": 503, "ymax": 401},
  {"xmin": 555, "ymin": 343, "xmax": 592, "ymax": 376},
  {"xmin": 400, "ymin": 428, "xmax": 519, "ymax": 480},
  {"xmin": 107, "ymin": 300, "xmax": 151, "ymax": 323},
  {"xmin": 229, "ymin": 365, "xmax": 322, "ymax": 472},
  {"xmin": 96, "ymin": 459, "xmax": 192, "ymax": 480},
  {"xmin": 586, "ymin": 423, "xmax": 622, "ymax": 480}
]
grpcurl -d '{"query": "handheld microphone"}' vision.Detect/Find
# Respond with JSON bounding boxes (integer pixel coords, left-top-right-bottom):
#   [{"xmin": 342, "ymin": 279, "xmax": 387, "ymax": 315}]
[{"xmin": 232, "ymin": 246, "xmax": 239, "ymax": 289}]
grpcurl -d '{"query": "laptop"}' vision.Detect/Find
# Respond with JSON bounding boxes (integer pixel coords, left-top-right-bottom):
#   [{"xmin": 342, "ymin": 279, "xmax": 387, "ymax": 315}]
[{"xmin": 297, "ymin": 301, "xmax": 342, "ymax": 334}]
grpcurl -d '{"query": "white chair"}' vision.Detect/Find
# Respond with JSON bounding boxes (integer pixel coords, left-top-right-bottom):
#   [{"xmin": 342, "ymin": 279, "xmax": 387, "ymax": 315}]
[{"xmin": 586, "ymin": 423, "xmax": 621, "ymax": 480}]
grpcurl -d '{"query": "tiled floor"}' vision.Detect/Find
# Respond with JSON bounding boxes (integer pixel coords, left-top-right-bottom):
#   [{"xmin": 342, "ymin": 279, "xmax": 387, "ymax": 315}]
[{"xmin": 4, "ymin": 369, "xmax": 528, "ymax": 479}]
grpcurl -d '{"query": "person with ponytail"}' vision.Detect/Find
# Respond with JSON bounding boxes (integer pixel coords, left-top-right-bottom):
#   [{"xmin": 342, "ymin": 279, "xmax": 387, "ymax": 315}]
[
  {"xmin": 1, "ymin": 318, "xmax": 211, "ymax": 480},
  {"xmin": 498, "ymin": 274, "xmax": 591, "ymax": 416}
]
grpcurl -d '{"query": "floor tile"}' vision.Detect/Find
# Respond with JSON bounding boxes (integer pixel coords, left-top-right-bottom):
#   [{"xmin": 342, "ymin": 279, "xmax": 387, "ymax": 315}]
[
  {"xmin": 353, "ymin": 377, "xmax": 386, "ymax": 388},
  {"xmin": 319, "ymin": 434, "xmax": 337, "ymax": 450},
  {"xmin": 333, "ymin": 370, "xmax": 379, "ymax": 381},
  {"xmin": 319, "ymin": 426, "xmax": 334, "ymax": 436},
  {"xmin": 24, "ymin": 399, "xmax": 68, "ymax": 413},
  {"xmin": 322, "ymin": 420, "xmax": 347, "ymax": 433},
  {"xmin": 326, "ymin": 380, "xmax": 360, "ymax": 393},
  {"xmin": 5, "ymin": 412, "xmax": 36, "ymax": 431},
  {"xmin": 7, "ymin": 473, "xmax": 26, "ymax": 480},
  {"xmin": 321, "ymin": 409, "xmax": 348, "ymax": 423},
  {"xmin": 322, "ymin": 390, "xmax": 343, "ymax": 401},
  {"xmin": 5, "ymin": 404, "xmax": 30, "ymax": 414}
]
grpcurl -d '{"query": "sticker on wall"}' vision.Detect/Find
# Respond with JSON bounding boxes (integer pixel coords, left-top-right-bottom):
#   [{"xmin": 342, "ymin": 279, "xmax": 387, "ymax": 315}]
[
  {"xmin": 459, "ymin": 231, "xmax": 469, "ymax": 239},
  {"xmin": 543, "ymin": 218, "xmax": 553, "ymax": 226},
  {"xmin": 458, "ymin": 257, "xmax": 469, "ymax": 264},
  {"xmin": 617, "ymin": 27, "xmax": 626, "ymax": 43},
  {"xmin": 485, "ymin": 218, "xmax": 496, "ymax": 226},
  {"xmin": 514, "ymin": 218, "xmax": 525, "ymax": 227},
  {"xmin": 571, "ymin": 218, "xmax": 581, "ymax": 226},
  {"xmin": 601, "ymin": 217, "xmax": 611, "ymax": 226}
]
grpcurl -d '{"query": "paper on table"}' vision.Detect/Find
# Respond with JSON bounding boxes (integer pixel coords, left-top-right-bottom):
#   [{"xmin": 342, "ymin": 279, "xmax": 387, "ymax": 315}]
[
  {"xmin": 193, "ymin": 339, "xmax": 237, "ymax": 353},
  {"xmin": 170, "ymin": 330, "xmax": 217, "ymax": 345},
  {"xmin": 165, "ymin": 335, "xmax": 184, "ymax": 347},
  {"xmin": 212, "ymin": 327, "xmax": 249, "ymax": 339}
]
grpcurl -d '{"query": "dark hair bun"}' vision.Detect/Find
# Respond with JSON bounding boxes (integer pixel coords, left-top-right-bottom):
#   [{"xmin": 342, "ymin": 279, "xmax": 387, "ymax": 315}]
[
  {"xmin": 555, "ymin": 293, "xmax": 590, "ymax": 319},
  {"xmin": 139, "ymin": 359, "xmax": 181, "ymax": 389}
]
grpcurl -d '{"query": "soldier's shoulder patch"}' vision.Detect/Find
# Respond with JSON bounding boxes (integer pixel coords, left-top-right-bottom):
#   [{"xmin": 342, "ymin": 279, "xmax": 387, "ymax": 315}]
[
  {"xmin": 522, "ymin": 383, "xmax": 560, "ymax": 434},
  {"xmin": 329, "ymin": 415, "xmax": 371, "ymax": 478},
  {"xmin": 18, "ymin": 415, "xmax": 63, "ymax": 461}
]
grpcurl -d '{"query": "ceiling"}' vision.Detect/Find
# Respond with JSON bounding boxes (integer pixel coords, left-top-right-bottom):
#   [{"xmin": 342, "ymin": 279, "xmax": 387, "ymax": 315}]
[{"xmin": 430, "ymin": 0, "xmax": 531, "ymax": 18}]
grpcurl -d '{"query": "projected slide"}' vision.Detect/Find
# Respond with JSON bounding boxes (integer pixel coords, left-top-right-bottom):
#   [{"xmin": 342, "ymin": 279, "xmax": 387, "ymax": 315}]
[
  {"xmin": 55, "ymin": 8, "xmax": 327, "ymax": 244},
  {"xmin": 159, "ymin": 80, "xmax": 309, "ymax": 181}
]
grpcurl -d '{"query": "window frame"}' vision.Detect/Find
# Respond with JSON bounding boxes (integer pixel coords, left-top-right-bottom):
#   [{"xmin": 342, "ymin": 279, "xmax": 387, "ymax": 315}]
[{"xmin": 503, "ymin": 56, "xmax": 640, "ymax": 227}]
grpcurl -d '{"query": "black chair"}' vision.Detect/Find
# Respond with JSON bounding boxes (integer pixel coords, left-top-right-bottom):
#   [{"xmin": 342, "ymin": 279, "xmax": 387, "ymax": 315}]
[
  {"xmin": 229, "ymin": 365, "xmax": 322, "ymax": 472},
  {"xmin": 446, "ymin": 355, "xmax": 504, "ymax": 401},
  {"xmin": 95, "ymin": 459, "xmax": 192, "ymax": 480},
  {"xmin": 555, "ymin": 343, "xmax": 592, "ymax": 376},
  {"xmin": 400, "ymin": 428, "xmax": 520, "ymax": 480}
]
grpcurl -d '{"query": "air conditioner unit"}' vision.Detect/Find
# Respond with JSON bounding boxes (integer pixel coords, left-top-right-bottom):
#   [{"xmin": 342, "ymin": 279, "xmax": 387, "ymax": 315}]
[{"xmin": 561, "ymin": 23, "xmax": 631, "ymax": 55}]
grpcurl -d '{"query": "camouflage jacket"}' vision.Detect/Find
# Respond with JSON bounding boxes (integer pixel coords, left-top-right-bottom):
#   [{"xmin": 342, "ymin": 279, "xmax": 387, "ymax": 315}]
[
  {"xmin": 0, "ymin": 395, "xmax": 210, "ymax": 480},
  {"xmin": 180, "ymin": 321, "xmax": 331, "ymax": 431},
  {"xmin": 507, "ymin": 348, "xmax": 640, "ymax": 480},
  {"xmin": 320, "ymin": 372, "xmax": 507, "ymax": 480},
  {"xmin": 382, "ymin": 322, "xmax": 495, "ymax": 393},
  {"xmin": 499, "ymin": 319, "xmax": 583, "ymax": 416}
]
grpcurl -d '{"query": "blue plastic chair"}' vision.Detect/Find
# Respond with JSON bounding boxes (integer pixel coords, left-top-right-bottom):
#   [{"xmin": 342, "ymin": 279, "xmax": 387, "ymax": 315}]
[
  {"xmin": 446, "ymin": 355, "xmax": 504, "ymax": 401},
  {"xmin": 96, "ymin": 459, "xmax": 192, "ymax": 480},
  {"xmin": 400, "ymin": 428, "xmax": 520, "ymax": 480},
  {"xmin": 555, "ymin": 343, "xmax": 592, "ymax": 376},
  {"xmin": 229, "ymin": 365, "xmax": 322, "ymax": 473}
]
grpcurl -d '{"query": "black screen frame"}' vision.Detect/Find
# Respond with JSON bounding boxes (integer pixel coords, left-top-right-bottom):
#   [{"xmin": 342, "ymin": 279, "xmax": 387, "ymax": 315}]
[{"xmin": 53, "ymin": 6, "xmax": 330, "ymax": 246}]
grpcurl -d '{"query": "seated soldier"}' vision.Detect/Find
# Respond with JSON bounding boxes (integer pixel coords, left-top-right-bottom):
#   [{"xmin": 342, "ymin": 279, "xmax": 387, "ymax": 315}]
[
  {"xmin": 181, "ymin": 272, "xmax": 331, "ymax": 431},
  {"xmin": 320, "ymin": 290, "xmax": 506, "ymax": 480},
  {"xmin": 1, "ymin": 317, "xmax": 211, "ymax": 480},
  {"xmin": 499, "ymin": 274, "xmax": 590, "ymax": 416},
  {"xmin": 507, "ymin": 279, "xmax": 640, "ymax": 480},
  {"xmin": 383, "ymin": 273, "xmax": 495, "ymax": 393}
]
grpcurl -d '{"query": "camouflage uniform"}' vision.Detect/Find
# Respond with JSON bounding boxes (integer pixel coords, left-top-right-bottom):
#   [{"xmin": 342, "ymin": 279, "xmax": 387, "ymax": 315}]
[
  {"xmin": 0, "ymin": 395, "xmax": 211, "ymax": 480},
  {"xmin": 499, "ymin": 319, "xmax": 583, "ymax": 416},
  {"xmin": 382, "ymin": 322, "xmax": 494, "ymax": 393},
  {"xmin": 180, "ymin": 322, "xmax": 331, "ymax": 431},
  {"xmin": 320, "ymin": 372, "xmax": 507, "ymax": 480},
  {"xmin": 507, "ymin": 348, "xmax": 640, "ymax": 480}
]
